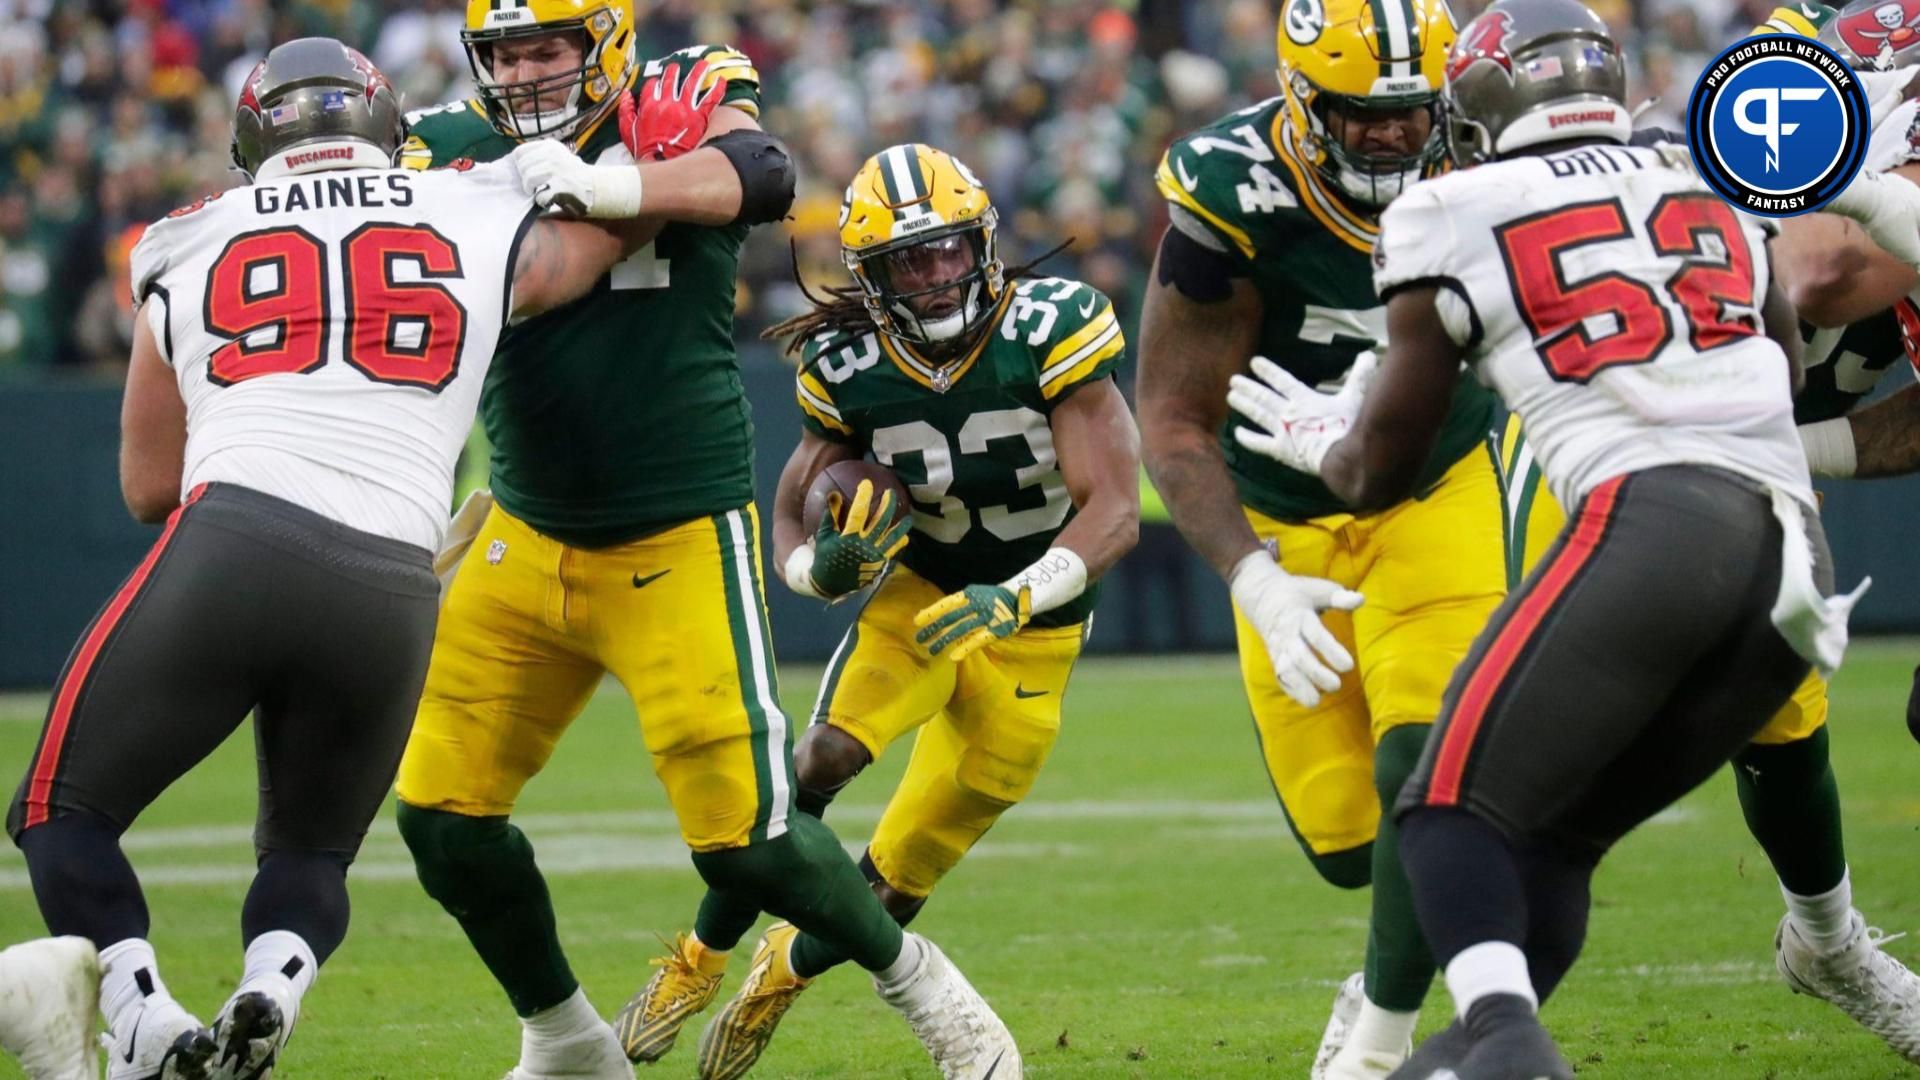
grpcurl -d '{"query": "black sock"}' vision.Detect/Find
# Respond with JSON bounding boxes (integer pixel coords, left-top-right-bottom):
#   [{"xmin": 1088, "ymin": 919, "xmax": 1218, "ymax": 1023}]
[
  {"xmin": 243, "ymin": 850, "xmax": 352, "ymax": 964},
  {"xmin": 1518, "ymin": 844, "xmax": 1596, "ymax": 1004},
  {"xmin": 1397, "ymin": 807, "xmax": 1528, "ymax": 966},
  {"xmin": 18, "ymin": 811, "xmax": 149, "ymax": 944}
]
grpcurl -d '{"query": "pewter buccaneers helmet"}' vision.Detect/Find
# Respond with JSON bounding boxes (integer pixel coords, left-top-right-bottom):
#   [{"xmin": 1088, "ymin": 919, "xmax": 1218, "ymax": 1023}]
[
  {"xmin": 1443, "ymin": 0, "xmax": 1630, "ymax": 168},
  {"xmin": 231, "ymin": 38, "xmax": 407, "ymax": 181}
]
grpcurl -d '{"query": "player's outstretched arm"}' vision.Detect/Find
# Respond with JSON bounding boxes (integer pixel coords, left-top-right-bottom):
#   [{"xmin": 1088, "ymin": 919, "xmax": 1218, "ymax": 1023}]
[
  {"xmin": 1772, "ymin": 167, "xmax": 1920, "ymax": 328},
  {"xmin": 1319, "ymin": 286, "xmax": 1463, "ymax": 512},
  {"xmin": 1135, "ymin": 241, "xmax": 1266, "ymax": 581},
  {"xmin": 507, "ymin": 217, "xmax": 627, "ymax": 319},
  {"xmin": 120, "ymin": 299, "xmax": 187, "ymax": 524},
  {"xmin": 1840, "ymin": 384, "xmax": 1920, "ymax": 478},
  {"xmin": 1048, "ymin": 378, "xmax": 1141, "ymax": 580},
  {"xmin": 510, "ymin": 108, "xmax": 792, "ymax": 227}
]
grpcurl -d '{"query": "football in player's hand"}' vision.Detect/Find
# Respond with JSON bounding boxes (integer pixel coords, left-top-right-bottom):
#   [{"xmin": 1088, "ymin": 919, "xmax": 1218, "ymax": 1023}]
[{"xmin": 803, "ymin": 461, "xmax": 911, "ymax": 534}]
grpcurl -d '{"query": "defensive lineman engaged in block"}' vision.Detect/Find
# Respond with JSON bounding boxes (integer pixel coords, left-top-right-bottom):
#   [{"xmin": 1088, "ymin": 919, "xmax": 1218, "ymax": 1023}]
[
  {"xmin": 1487, "ymin": 6, "xmax": 1920, "ymax": 1063},
  {"xmin": 1231, "ymin": 1, "xmax": 1862, "ymax": 1073},
  {"xmin": 1138, "ymin": 1, "xmax": 1500, "ymax": 1074},
  {"xmin": 7, "ymin": 37, "xmax": 661, "ymax": 1080},
  {"xmin": 659, "ymin": 143, "xmax": 1138, "ymax": 1079}
]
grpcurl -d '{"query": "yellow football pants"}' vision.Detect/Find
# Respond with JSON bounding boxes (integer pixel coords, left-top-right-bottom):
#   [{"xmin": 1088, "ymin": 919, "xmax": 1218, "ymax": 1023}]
[
  {"xmin": 1498, "ymin": 415, "xmax": 1828, "ymax": 742},
  {"xmin": 1235, "ymin": 448, "xmax": 1508, "ymax": 856},
  {"xmin": 813, "ymin": 566, "xmax": 1085, "ymax": 898},
  {"xmin": 395, "ymin": 503, "xmax": 793, "ymax": 851}
]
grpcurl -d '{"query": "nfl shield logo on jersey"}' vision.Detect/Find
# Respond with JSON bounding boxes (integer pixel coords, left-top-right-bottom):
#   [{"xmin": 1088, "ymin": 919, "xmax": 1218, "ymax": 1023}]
[
  {"xmin": 1686, "ymin": 33, "xmax": 1869, "ymax": 216},
  {"xmin": 486, "ymin": 539, "xmax": 508, "ymax": 565}
]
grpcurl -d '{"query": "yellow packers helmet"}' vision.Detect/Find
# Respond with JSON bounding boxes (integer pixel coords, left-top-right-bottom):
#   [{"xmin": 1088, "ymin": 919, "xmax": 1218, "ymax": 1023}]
[
  {"xmin": 1277, "ymin": 0, "xmax": 1457, "ymax": 205},
  {"xmin": 462, "ymin": 0, "xmax": 637, "ymax": 145},
  {"xmin": 839, "ymin": 144, "xmax": 1005, "ymax": 349}
]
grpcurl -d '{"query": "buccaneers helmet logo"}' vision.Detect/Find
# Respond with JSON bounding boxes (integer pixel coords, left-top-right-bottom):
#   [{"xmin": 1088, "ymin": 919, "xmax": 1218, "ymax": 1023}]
[{"xmin": 1448, "ymin": 10, "xmax": 1515, "ymax": 83}]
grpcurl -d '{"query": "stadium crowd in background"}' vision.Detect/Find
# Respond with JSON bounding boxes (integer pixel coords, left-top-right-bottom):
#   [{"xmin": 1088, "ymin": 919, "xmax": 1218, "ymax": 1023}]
[{"xmin": 0, "ymin": 0, "xmax": 1808, "ymax": 377}]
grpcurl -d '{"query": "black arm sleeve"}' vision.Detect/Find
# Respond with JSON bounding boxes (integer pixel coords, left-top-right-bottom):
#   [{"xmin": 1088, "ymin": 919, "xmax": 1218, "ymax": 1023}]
[
  {"xmin": 707, "ymin": 129, "xmax": 796, "ymax": 226},
  {"xmin": 1155, "ymin": 223, "xmax": 1248, "ymax": 304}
]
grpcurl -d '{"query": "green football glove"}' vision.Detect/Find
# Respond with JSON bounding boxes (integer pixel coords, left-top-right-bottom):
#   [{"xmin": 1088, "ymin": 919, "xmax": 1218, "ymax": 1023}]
[
  {"xmin": 809, "ymin": 480, "xmax": 911, "ymax": 598},
  {"xmin": 913, "ymin": 584, "xmax": 1032, "ymax": 661}
]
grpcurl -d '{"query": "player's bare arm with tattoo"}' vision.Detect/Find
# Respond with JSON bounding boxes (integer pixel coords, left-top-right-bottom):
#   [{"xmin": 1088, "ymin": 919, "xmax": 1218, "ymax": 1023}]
[{"xmin": 1135, "ymin": 250, "xmax": 1265, "ymax": 579}]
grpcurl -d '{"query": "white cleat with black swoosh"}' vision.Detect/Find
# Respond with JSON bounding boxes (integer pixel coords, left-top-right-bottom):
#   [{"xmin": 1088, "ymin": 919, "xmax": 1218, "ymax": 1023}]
[{"xmin": 874, "ymin": 934, "xmax": 1022, "ymax": 1079}]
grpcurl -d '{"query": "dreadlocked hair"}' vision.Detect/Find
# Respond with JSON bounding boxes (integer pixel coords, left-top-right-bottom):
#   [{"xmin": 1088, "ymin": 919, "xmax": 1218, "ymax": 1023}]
[{"xmin": 763, "ymin": 237, "xmax": 1075, "ymax": 359}]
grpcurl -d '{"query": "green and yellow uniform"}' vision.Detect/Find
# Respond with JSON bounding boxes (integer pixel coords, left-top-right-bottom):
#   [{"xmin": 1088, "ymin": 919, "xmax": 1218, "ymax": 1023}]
[
  {"xmin": 392, "ymin": 45, "xmax": 794, "ymax": 852},
  {"xmin": 796, "ymin": 274, "xmax": 1124, "ymax": 895},
  {"xmin": 1502, "ymin": 307, "xmax": 1910, "ymax": 746},
  {"xmin": 1157, "ymin": 97, "xmax": 1506, "ymax": 859}
]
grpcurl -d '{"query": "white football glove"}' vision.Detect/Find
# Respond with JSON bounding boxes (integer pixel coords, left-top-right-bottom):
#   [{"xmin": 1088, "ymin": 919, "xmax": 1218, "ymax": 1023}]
[
  {"xmin": 1228, "ymin": 352, "xmax": 1379, "ymax": 476},
  {"xmin": 507, "ymin": 139, "xmax": 643, "ymax": 218},
  {"xmin": 1861, "ymin": 68, "xmax": 1920, "ymax": 131},
  {"xmin": 1230, "ymin": 549, "xmax": 1365, "ymax": 708}
]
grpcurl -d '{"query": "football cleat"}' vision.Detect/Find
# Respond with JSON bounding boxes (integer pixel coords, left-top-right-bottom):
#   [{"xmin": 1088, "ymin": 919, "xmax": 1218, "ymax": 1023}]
[
  {"xmin": 696, "ymin": 923, "xmax": 812, "ymax": 1080},
  {"xmin": 1389, "ymin": 1019, "xmax": 1471, "ymax": 1079},
  {"xmin": 874, "ymin": 934, "xmax": 1022, "ymax": 1080},
  {"xmin": 504, "ymin": 1020, "xmax": 632, "ymax": 1080},
  {"xmin": 1424, "ymin": 995, "xmax": 1571, "ymax": 1080},
  {"xmin": 0, "ymin": 937, "xmax": 99, "ymax": 1080},
  {"xmin": 105, "ymin": 997, "xmax": 218, "ymax": 1080},
  {"xmin": 613, "ymin": 933, "xmax": 725, "ymax": 1063},
  {"xmin": 1327, "ymin": 1048, "xmax": 1410, "ymax": 1079},
  {"xmin": 1312, "ymin": 973, "xmax": 1364, "ymax": 1079},
  {"xmin": 210, "ymin": 987, "xmax": 292, "ymax": 1080},
  {"xmin": 1776, "ymin": 911, "xmax": 1920, "ymax": 1062}
]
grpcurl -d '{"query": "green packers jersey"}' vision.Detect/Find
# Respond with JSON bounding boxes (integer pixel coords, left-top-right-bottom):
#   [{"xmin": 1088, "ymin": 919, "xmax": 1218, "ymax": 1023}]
[
  {"xmin": 1796, "ymin": 308, "xmax": 1908, "ymax": 424},
  {"xmin": 794, "ymin": 277, "xmax": 1126, "ymax": 628},
  {"xmin": 400, "ymin": 45, "xmax": 764, "ymax": 548},
  {"xmin": 1156, "ymin": 98, "xmax": 1497, "ymax": 522}
]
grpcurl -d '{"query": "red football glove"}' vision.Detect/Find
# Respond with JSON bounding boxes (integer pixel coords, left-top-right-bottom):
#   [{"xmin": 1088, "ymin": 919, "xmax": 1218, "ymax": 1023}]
[{"xmin": 618, "ymin": 60, "xmax": 728, "ymax": 162}]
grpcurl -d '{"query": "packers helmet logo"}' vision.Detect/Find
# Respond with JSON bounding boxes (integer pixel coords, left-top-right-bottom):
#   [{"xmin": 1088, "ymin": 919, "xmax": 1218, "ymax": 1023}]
[
  {"xmin": 1285, "ymin": 0, "xmax": 1326, "ymax": 45},
  {"xmin": 1447, "ymin": 8, "xmax": 1514, "ymax": 82}
]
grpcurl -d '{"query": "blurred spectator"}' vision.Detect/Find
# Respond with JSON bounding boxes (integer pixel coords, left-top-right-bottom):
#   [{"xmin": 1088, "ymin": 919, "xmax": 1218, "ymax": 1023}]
[{"xmin": 0, "ymin": 0, "xmax": 1751, "ymax": 377}]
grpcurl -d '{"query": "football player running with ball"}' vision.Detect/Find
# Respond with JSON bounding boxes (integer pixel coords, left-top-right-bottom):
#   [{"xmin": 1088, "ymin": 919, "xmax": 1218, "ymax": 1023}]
[
  {"xmin": 392, "ymin": 4, "xmax": 1016, "ymax": 1079},
  {"xmin": 1137, "ymin": 1, "xmax": 1495, "ymax": 1075},
  {"xmin": 653, "ymin": 143, "xmax": 1140, "ymax": 1080}
]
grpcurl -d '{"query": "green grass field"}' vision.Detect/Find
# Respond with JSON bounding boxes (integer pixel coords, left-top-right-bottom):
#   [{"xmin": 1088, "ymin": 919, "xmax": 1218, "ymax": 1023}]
[{"xmin": 4, "ymin": 643, "xmax": 1920, "ymax": 1078}]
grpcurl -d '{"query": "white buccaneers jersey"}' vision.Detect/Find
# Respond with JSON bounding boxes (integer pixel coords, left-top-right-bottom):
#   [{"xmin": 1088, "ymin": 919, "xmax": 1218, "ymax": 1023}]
[
  {"xmin": 1373, "ymin": 143, "xmax": 1813, "ymax": 511},
  {"xmin": 130, "ymin": 160, "xmax": 537, "ymax": 550}
]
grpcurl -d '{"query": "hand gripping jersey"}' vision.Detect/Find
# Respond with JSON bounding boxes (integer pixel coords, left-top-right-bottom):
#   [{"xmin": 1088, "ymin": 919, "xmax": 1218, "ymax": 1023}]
[
  {"xmin": 1156, "ymin": 98, "xmax": 1498, "ymax": 521},
  {"xmin": 129, "ymin": 161, "xmax": 537, "ymax": 551},
  {"xmin": 1373, "ymin": 143, "xmax": 1813, "ymax": 512},
  {"xmin": 400, "ymin": 44, "xmax": 764, "ymax": 547},
  {"xmin": 794, "ymin": 277, "xmax": 1126, "ymax": 628}
]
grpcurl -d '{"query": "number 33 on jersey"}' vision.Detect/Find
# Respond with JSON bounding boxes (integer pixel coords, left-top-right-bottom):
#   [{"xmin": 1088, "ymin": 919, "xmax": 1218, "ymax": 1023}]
[{"xmin": 794, "ymin": 276, "xmax": 1125, "ymax": 627}]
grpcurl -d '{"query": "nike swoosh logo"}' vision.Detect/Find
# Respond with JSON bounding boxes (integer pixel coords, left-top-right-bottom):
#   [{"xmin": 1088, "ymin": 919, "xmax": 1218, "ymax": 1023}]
[
  {"xmin": 123, "ymin": 1013, "xmax": 140, "ymax": 1063},
  {"xmin": 1078, "ymin": 294, "xmax": 1098, "ymax": 318},
  {"xmin": 983, "ymin": 1050, "xmax": 1005, "ymax": 1077},
  {"xmin": 1175, "ymin": 158, "xmax": 1199, "ymax": 192},
  {"xmin": 1801, "ymin": 3, "xmax": 1822, "ymax": 17},
  {"xmin": 1014, "ymin": 685, "xmax": 1048, "ymax": 699},
  {"xmin": 632, "ymin": 569, "xmax": 672, "ymax": 588}
]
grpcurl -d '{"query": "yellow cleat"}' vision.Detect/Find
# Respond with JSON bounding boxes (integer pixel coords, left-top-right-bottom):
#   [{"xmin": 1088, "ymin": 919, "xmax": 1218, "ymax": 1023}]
[
  {"xmin": 614, "ymin": 933, "xmax": 727, "ymax": 1064},
  {"xmin": 695, "ymin": 923, "xmax": 813, "ymax": 1080}
]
